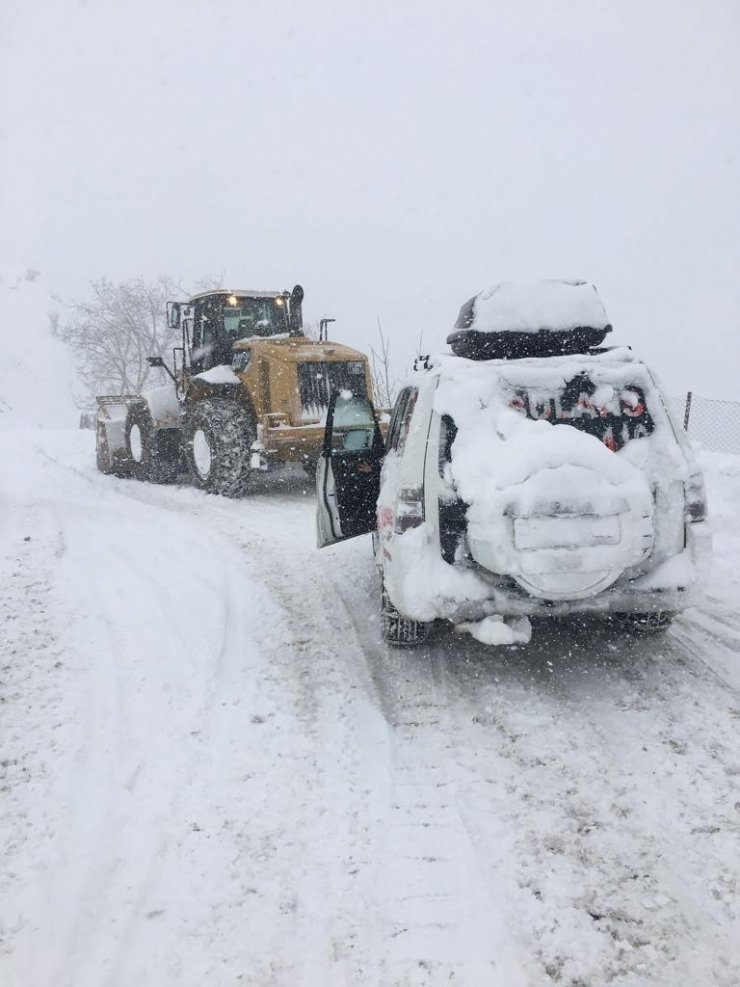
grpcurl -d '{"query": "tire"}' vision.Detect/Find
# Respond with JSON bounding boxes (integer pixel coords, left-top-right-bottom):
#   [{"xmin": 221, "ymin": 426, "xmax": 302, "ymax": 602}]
[
  {"xmin": 183, "ymin": 398, "xmax": 255, "ymax": 497},
  {"xmin": 124, "ymin": 403, "xmax": 180, "ymax": 484},
  {"xmin": 381, "ymin": 578, "xmax": 429, "ymax": 648},
  {"xmin": 96, "ymin": 422, "xmax": 115, "ymax": 475},
  {"xmin": 615, "ymin": 611, "xmax": 674, "ymax": 634}
]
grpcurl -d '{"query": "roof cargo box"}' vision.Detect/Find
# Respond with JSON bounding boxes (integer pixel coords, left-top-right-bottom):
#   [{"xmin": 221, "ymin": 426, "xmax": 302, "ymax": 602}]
[{"xmin": 447, "ymin": 280, "xmax": 612, "ymax": 360}]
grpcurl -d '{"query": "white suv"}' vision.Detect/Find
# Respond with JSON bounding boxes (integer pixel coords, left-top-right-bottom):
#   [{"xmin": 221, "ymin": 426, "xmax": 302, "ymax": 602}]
[{"xmin": 316, "ymin": 281, "xmax": 710, "ymax": 647}]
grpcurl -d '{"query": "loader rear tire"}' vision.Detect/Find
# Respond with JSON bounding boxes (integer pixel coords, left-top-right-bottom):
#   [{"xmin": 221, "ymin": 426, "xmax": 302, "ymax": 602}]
[
  {"xmin": 184, "ymin": 398, "xmax": 254, "ymax": 497},
  {"xmin": 124, "ymin": 403, "xmax": 180, "ymax": 484},
  {"xmin": 96, "ymin": 422, "xmax": 115, "ymax": 475}
]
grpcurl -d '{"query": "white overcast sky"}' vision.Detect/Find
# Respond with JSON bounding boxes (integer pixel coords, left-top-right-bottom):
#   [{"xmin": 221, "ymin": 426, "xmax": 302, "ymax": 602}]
[{"xmin": 2, "ymin": 0, "xmax": 738, "ymax": 397}]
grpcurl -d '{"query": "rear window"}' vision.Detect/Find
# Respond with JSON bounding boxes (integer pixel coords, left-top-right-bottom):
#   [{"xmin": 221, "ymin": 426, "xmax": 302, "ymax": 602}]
[{"xmin": 507, "ymin": 372, "xmax": 654, "ymax": 452}]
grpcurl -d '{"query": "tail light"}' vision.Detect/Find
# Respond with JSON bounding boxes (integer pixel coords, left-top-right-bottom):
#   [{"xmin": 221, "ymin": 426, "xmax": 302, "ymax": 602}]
[
  {"xmin": 394, "ymin": 487, "xmax": 424, "ymax": 533},
  {"xmin": 684, "ymin": 473, "xmax": 708, "ymax": 523}
]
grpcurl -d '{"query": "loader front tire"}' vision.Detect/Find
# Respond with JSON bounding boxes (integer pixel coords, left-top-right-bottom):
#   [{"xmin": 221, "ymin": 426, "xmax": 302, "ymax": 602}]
[{"xmin": 184, "ymin": 399, "xmax": 254, "ymax": 497}]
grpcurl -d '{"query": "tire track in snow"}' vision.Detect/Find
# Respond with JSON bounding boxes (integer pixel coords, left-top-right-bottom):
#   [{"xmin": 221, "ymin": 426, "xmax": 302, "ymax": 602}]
[
  {"xmin": 99, "ymin": 473, "xmax": 398, "ymax": 984},
  {"xmin": 126, "ymin": 476, "xmax": 527, "ymax": 983},
  {"xmin": 428, "ymin": 620, "xmax": 740, "ymax": 986},
  {"xmin": 325, "ymin": 529, "xmax": 740, "ymax": 985},
  {"xmin": 1, "ymin": 501, "xmax": 69, "ymax": 974},
  {"xmin": 327, "ymin": 567, "xmax": 531, "ymax": 984}
]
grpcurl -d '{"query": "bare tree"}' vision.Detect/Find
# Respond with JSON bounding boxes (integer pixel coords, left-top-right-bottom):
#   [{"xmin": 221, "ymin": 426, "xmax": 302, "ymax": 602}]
[
  {"xmin": 53, "ymin": 276, "xmax": 186, "ymax": 402},
  {"xmin": 369, "ymin": 319, "xmax": 399, "ymax": 408}
]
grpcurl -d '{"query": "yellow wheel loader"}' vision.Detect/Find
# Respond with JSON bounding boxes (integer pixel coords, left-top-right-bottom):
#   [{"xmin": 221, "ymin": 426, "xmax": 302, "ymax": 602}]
[{"xmin": 95, "ymin": 285, "xmax": 377, "ymax": 496}]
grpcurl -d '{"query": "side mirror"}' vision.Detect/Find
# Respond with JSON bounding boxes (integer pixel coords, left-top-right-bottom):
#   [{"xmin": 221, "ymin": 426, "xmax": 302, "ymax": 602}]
[
  {"xmin": 167, "ymin": 301, "xmax": 181, "ymax": 329},
  {"xmin": 147, "ymin": 354, "xmax": 177, "ymax": 383}
]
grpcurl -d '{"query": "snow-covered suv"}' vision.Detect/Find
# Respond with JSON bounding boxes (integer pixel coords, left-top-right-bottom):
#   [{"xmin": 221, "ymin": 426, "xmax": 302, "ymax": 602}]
[{"xmin": 316, "ymin": 281, "xmax": 710, "ymax": 646}]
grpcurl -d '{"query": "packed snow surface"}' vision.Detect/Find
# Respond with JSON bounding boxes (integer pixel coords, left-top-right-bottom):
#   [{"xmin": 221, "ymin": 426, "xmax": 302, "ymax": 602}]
[
  {"xmin": 1, "ymin": 428, "xmax": 739, "ymax": 984},
  {"xmin": 2, "ymin": 315, "xmax": 724, "ymax": 984},
  {"xmin": 456, "ymin": 614, "xmax": 532, "ymax": 645},
  {"xmin": 465, "ymin": 279, "xmax": 610, "ymax": 334}
]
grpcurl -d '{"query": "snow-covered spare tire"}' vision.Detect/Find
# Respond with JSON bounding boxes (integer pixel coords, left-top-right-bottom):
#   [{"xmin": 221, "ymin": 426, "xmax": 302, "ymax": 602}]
[
  {"xmin": 454, "ymin": 412, "xmax": 655, "ymax": 602},
  {"xmin": 184, "ymin": 398, "xmax": 254, "ymax": 497}
]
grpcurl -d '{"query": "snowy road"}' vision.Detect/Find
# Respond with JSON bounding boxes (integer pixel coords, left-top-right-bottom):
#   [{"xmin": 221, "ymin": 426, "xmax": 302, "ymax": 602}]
[{"xmin": 2, "ymin": 431, "xmax": 739, "ymax": 987}]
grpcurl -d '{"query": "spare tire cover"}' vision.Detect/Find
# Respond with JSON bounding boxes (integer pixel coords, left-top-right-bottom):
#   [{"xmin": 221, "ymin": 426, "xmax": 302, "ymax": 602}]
[{"xmin": 461, "ymin": 426, "xmax": 655, "ymax": 602}]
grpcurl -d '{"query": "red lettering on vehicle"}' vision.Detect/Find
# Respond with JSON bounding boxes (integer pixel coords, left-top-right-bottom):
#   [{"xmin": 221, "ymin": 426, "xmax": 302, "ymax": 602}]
[{"xmin": 378, "ymin": 507, "xmax": 394, "ymax": 530}]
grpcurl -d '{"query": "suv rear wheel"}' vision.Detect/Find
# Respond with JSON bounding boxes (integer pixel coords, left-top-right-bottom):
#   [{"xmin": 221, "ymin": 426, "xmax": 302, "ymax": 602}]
[
  {"xmin": 381, "ymin": 578, "xmax": 429, "ymax": 647},
  {"xmin": 184, "ymin": 398, "xmax": 254, "ymax": 497},
  {"xmin": 615, "ymin": 611, "xmax": 674, "ymax": 634}
]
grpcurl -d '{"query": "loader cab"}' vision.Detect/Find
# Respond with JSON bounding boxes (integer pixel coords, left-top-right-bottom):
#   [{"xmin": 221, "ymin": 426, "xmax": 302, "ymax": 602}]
[{"xmin": 186, "ymin": 287, "xmax": 302, "ymax": 373}]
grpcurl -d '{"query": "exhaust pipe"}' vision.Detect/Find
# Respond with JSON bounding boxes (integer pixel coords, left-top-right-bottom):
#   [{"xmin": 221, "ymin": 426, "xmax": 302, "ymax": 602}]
[{"xmin": 289, "ymin": 284, "xmax": 304, "ymax": 335}]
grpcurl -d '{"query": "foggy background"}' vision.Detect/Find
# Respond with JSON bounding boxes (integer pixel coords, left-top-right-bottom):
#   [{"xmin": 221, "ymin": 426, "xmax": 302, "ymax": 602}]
[{"xmin": 2, "ymin": 0, "xmax": 738, "ymax": 397}]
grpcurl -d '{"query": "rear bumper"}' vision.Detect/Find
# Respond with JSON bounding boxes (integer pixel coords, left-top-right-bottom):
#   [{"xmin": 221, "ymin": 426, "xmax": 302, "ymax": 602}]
[
  {"xmin": 451, "ymin": 524, "xmax": 711, "ymax": 622},
  {"xmin": 448, "ymin": 583, "xmax": 697, "ymax": 624},
  {"xmin": 390, "ymin": 521, "xmax": 712, "ymax": 625}
]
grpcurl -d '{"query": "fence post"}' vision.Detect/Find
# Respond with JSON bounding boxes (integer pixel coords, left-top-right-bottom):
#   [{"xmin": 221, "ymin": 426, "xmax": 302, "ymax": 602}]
[{"xmin": 683, "ymin": 390, "xmax": 692, "ymax": 431}]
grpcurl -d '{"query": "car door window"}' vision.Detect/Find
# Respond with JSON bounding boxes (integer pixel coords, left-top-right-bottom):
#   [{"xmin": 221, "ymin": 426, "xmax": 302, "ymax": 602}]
[
  {"xmin": 396, "ymin": 388, "xmax": 418, "ymax": 453},
  {"xmin": 386, "ymin": 389, "xmax": 410, "ymax": 451},
  {"xmin": 386, "ymin": 387, "xmax": 418, "ymax": 453}
]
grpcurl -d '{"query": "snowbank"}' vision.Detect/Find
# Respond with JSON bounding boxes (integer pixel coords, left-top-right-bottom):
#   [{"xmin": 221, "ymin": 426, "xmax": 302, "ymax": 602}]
[
  {"xmin": 0, "ymin": 272, "xmax": 78, "ymax": 429},
  {"xmin": 700, "ymin": 449, "xmax": 740, "ymax": 598}
]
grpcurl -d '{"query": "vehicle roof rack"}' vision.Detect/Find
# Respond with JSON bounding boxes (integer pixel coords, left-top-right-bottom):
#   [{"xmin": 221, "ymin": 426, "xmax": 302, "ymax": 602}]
[{"xmin": 447, "ymin": 280, "xmax": 612, "ymax": 361}]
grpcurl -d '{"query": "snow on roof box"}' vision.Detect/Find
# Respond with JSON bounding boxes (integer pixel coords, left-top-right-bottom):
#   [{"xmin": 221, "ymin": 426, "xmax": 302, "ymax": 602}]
[{"xmin": 447, "ymin": 279, "xmax": 612, "ymax": 360}]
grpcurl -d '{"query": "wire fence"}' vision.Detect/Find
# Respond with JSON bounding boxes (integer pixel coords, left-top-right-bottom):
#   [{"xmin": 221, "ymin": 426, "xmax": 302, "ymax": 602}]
[{"xmin": 672, "ymin": 392, "xmax": 740, "ymax": 455}]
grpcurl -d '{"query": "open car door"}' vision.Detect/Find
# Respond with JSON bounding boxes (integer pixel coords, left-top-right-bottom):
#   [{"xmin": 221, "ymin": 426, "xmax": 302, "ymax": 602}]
[{"xmin": 316, "ymin": 391, "xmax": 385, "ymax": 548}]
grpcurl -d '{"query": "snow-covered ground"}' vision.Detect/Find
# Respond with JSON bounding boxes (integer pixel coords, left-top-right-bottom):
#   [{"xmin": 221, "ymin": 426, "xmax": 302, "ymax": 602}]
[{"xmin": 2, "ymin": 422, "xmax": 739, "ymax": 987}]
